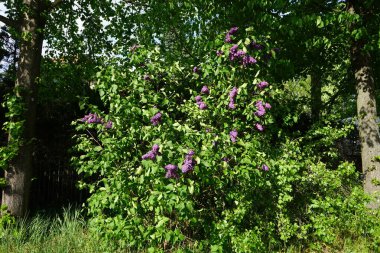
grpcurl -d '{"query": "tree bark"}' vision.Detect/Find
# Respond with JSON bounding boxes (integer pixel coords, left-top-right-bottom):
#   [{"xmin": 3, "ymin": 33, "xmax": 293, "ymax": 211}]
[
  {"xmin": 1, "ymin": 0, "xmax": 46, "ymax": 217},
  {"xmin": 348, "ymin": 0, "xmax": 380, "ymax": 208}
]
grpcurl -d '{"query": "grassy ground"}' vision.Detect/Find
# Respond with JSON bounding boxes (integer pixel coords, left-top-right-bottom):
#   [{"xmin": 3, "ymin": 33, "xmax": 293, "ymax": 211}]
[
  {"xmin": 0, "ymin": 208, "xmax": 105, "ymax": 253},
  {"xmin": 0, "ymin": 208, "xmax": 378, "ymax": 253}
]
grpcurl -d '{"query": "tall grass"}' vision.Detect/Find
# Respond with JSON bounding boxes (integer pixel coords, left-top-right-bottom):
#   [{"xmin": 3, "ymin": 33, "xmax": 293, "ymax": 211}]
[
  {"xmin": 0, "ymin": 207, "xmax": 104, "ymax": 253},
  {"xmin": 1, "ymin": 207, "xmax": 379, "ymax": 252}
]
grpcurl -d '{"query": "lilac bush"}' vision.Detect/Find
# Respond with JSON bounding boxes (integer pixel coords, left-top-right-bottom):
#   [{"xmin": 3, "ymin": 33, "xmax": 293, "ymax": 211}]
[
  {"xmin": 73, "ymin": 26, "xmax": 373, "ymax": 252},
  {"xmin": 73, "ymin": 27, "xmax": 284, "ymax": 251}
]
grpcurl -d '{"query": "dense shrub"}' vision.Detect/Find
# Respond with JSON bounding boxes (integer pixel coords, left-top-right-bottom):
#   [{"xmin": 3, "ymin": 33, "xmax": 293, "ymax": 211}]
[{"xmin": 72, "ymin": 28, "xmax": 379, "ymax": 252}]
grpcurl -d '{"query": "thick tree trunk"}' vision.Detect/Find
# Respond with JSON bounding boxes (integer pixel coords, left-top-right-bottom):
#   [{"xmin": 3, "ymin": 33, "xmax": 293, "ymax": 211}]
[
  {"xmin": 310, "ymin": 71, "xmax": 322, "ymax": 122},
  {"xmin": 349, "ymin": 0, "xmax": 380, "ymax": 208},
  {"xmin": 1, "ymin": 1, "xmax": 45, "ymax": 217},
  {"xmin": 354, "ymin": 48, "xmax": 380, "ymax": 208}
]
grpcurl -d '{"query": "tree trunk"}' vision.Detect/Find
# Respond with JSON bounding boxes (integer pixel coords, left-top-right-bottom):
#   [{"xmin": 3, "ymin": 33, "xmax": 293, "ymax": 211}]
[
  {"xmin": 311, "ymin": 71, "xmax": 322, "ymax": 122},
  {"xmin": 1, "ymin": 1, "xmax": 46, "ymax": 217},
  {"xmin": 348, "ymin": 0, "xmax": 380, "ymax": 208}
]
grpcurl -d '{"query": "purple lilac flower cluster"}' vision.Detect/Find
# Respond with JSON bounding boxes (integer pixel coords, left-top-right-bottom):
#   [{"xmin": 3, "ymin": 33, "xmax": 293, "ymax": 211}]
[
  {"xmin": 242, "ymin": 55, "xmax": 257, "ymax": 66},
  {"xmin": 142, "ymin": 144, "xmax": 160, "ymax": 160},
  {"xmin": 80, "ymin": 113, "xmax": 113, "ymax": 129},
  {"xmin": 254, "ymin": 100, "xmax": 271, "ymax": 131},
  {"xmin": 225, "ymin": 26, "xmax": 238, "ymax": 43},
  {"xmin": 257, "ymin": 81, "xmax": 269, "ymax": 90},
  {"xmin": 195, "ymin": 86, "xmax": 209, "ymax": 110},
  {"xmin": 255, "ymin": 100, "xmax": 266, "ymax": 117},
  {"xmin": 201, "ymin": 85, "xmax": 210, "ymax": 95},
  {"xmin": 229, "ymin": 129, "xmax": 238, "ymax": 143},
  {"xmin": 251, "ymin": 42, "xmax": 264, "ymax": 51},
  {"xmin": 229, "ymin": 87, "xmax": 238, "ymax": 109},
  {"xmin": 254, "ymin": 100, "xmax": 271, "ymax": 117},
  {"xmin": 255, "ymin": 123, "xmax": 264, "ymax": 132},
  {"xmin": 229, "ymin": 44, "xmax": 244, "ymax": 61},
  {"xmin": 182, "ymin": 150, "xmax": 195, "ymax": 173},
  {"xmin": 193, "ymin": 66, "xmax": 201, "ymax": 74},
  {"xmin": 262, "ymin": 164, "xmax": 269, "ymax": 171},
  {"xmin": 81, "ymin": 113, "xmax": 103, "ymax": 124},
  {"xmin": 164, "ymin": 164, "xmax": 178, "ymax": 178},
  {"xmin": 150, "ymin": 112, "xmax": 162, "ymax": 125},
  {"xmin": 229, "ymin": 44, "xmax": 257, "ymax": 67},
  {"xmin": 104, "ymin": 121, "xmax": 113, "ymax": 129}
]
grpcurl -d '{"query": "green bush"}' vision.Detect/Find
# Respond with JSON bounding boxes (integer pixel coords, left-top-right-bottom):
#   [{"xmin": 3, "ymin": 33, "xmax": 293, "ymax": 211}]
[{"xmin": 72, "ymin": 28, "xmax": 379, "ymax": 252}]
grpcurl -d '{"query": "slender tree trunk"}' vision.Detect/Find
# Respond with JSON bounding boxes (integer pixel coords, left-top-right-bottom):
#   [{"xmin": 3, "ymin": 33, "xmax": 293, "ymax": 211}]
[
  {"xmin": 311, "ymin": 71, "xmax": 322, "ymax": 122},
  {"xmin": 1, "ymin": 1, "xmax": 46, "ymax": 217},
  {"xmin": 348, "ymin": 0, "xmax": 380, "ymax": 208}
]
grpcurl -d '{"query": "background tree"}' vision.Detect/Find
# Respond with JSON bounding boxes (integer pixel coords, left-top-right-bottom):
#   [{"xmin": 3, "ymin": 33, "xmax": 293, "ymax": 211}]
[{"xmin": 347, "ymin": 0, "xmax": 380, "ymax": 207}]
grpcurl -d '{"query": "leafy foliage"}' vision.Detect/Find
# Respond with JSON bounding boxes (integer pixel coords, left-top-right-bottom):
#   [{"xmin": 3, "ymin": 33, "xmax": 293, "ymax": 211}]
[{"xmin": 72, "ymin": 27, "xmax": 379, "ymax": 251}]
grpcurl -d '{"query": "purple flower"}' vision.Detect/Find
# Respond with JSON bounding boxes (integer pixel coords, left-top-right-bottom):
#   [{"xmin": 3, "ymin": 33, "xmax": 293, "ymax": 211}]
[
  {"xmin": 255, "ymin": 123, "xmax": 264, "ymax": 132},
  {"xmin": 225, "ymin": 33, "xmax": 232, "ymax": 43},
  {"xmin": 182, "ymin": 150, "xmax": 195, "ymax": 174},
  {"xmin": 142, "ymin": 144, "xmax": 160, "ymax": 160},
  {"xmin": 182, "ymin": 158, "xmax": 195, "ymax": 173},
  {"xmin": 236, "ymin": 50, "xmax": 246, "ymax": 57},
  {"xmin": 230, "ymin": 44, "xmax": 239, "ymax": 53},
  {"xmin": 152, "ymin": 144, "xmax": 160, "ymax": 154},
  {"xmin": 222, "ymin": 157, "xmax": 230, "ymax": 162},
  {"xmin": 242, "ymin": 55, "xmax": 257, "ymax": 66},
  {"xmin": 228, "ymin": 100, "xmax": 236, "ymax": 109},
  {"xmin": 201, "ymin": 86, "xmax": 210, "ymax": 95},
  {"xmin": 229, "ymin": 44, "xmax": 239, "ymax": 60},
  {"xmin": 229, "ymin": 129, "xmax": 238, "ymax": 143},
  {"xmin": 257, "ymin": 81, "xmax": 269, "ymax": 90},
  {"xmin": 216, "ymin": 50, "xmax": 224, "ymax": 56},
  {"xmin": 229, "ymin": 87, "xmax": 238, "ymax": 99},
  {"xmin": 165, "ymin": 164, "xmax": 177, "ymax": 170},
  {"xmin": 228, "ymin": 26, "xmax": 239, "ymax": 35},
  {"xmin": 195, "ymin": 95, "xmax": 202, "ymax": 102},
  {"xmin": 193, "ymin": 66, "xmax": 200, "ymax": 73},
  {"xmin": 225, "ymin": 27, "xmax": 238, "ymax": 43},
  {"xmin": 228, "ymin": 87, "xmax": 238, "ymax": 109},
  {"xmin": 81, "ymin": 113, "xmax": 103, "ymax": 124},
  {"xmin": 104, "ymin": 120, "xmax": 113, "ymax": 129},
  {"xmin": 198, "ymin": 102, "xmax": 207, "ymax": 110},
  {"xmin": 150, "ymin": 112, "xmax": 162, "ymax": 126},
  {"xmin": 262, "ymin": 164, "xmax": 269, "ymax": 171},
  {"xmin": 164, "ymin": 164, "xmax": 178, "ymax": 178},
  {"xmin": 264, "ymin": 103, "xmax": 272, "ymax": 109},
  {"xmin": 143, "ymin": 74, "xmax": 151, "ymax": 81},
  {"xmin": 142, "ymin": 151, "xmax": 156, "ymax": 160},
  {"xmin": 251, "ymin": 42, "xmax": 264, "ymax": 50},
  {"xmin": 206, "ymin": 128, "xmax": 211, "ymax": 133},
  {"xmin": 255, "ymin": 101, "xmax": 266, "ymax": 117},
  {"xmin": 255, "ymin": 108, "xmax": 266, "ymax": 117}
]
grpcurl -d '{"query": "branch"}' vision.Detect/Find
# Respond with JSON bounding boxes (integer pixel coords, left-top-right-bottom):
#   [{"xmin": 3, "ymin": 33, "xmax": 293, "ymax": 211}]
[{"xmin": 0, "ymin": 15, "xmax": 19, "ymax": 29}]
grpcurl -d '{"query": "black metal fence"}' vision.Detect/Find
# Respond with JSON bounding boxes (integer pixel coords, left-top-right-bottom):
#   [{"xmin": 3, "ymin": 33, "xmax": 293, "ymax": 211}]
[{"xmin": 30, "ymin": 154, "xmax": 86, "ymax": 211}]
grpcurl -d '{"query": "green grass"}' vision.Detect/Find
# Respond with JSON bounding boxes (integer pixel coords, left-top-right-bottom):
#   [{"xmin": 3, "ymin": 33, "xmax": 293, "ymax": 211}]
[
  {"xmin": 0, "ymin": 208, "xmax": 106, "ymax": 253},
  {"xmin": 1, "ymin": 208, "xmax": 379, "ymax": 253}
]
